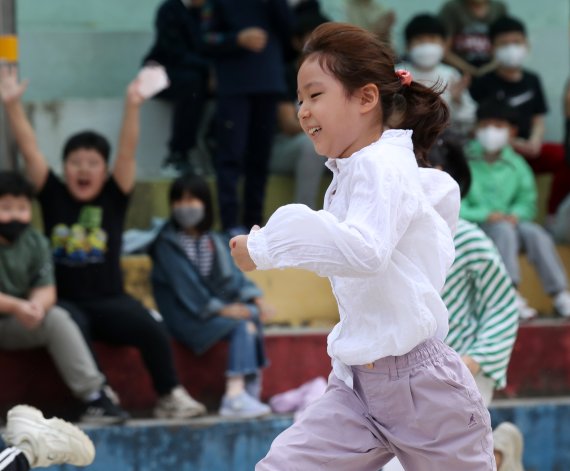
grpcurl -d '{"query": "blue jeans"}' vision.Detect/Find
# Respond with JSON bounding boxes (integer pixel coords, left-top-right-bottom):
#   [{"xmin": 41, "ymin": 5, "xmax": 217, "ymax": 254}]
[{"xmin": 225, "ymin": 318, "xmax": 267, "ymax": 377}]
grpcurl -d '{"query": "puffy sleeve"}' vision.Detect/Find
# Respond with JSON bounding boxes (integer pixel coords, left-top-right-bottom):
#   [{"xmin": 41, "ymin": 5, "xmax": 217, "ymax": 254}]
[{"xmin": 247, "ymin": 156, "xmax": 419, "ymax": 278}]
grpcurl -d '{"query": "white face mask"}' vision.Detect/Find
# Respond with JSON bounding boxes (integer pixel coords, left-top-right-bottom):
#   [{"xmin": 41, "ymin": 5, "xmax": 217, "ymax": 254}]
[
  {"xmin": 476, "ymin": 126, "xmax": 510, "ymax": 153},
  {"xmin": 409, "ymin": 43, "xmax": 444, "ymax": 69},
  {"xmin": 495, "ymin": 44, "xmax": 528, "ymax": 68}
]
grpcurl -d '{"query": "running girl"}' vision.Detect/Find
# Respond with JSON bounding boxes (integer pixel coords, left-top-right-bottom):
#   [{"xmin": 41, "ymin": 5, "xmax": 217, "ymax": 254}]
[{"xmin": 231, "ymin": 22, "xmax": 495, "ymax": 471}]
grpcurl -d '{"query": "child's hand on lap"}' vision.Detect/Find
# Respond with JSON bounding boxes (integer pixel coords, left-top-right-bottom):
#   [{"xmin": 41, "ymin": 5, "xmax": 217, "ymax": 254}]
[
  {"xmin": 230, "ymin": 234, "xmax": 257, "ymax": 272},
  {"xmin": 14, "ymin": 300, "xmax": 44, "ymax": 330}
]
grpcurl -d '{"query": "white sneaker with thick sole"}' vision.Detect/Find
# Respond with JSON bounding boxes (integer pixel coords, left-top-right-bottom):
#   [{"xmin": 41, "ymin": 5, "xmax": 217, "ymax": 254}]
[
  {"xmin": 1, "ymin": 405, "xmax": 95, "ymax": 468},
  {"xmin": 154, "ymin": 386, "xmax": 207, "ymax": 419},
  {"xmin": 553, "ymin": 290, "xmax": 570, "ymax": 317}
]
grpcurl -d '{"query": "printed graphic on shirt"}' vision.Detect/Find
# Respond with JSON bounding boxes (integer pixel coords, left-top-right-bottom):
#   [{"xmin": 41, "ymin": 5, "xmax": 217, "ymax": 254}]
[
  {"xmin": 507, "ymin": 90, "xmax": 535, "ymax": 108},
  {"xmin": 50, "ymin": 206, "xmax": 108, "ymax": 265},
  {"xmin": 453, "ymin": 23, "xmax": 492, "ymax": 64}
]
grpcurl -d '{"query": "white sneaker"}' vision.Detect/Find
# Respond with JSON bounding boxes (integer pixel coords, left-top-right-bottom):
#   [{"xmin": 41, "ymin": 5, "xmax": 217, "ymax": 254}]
[
  {"xmin": 219, "ymin": 392, "xmax": 271, "ymax": 419},
  {"xmin": 154, "ymin": 386, "xmax": 207, "ymax": 419},
  {"xmin": 515, "ymin": 292, "xmax": 538, "ymax": 320},
  {"xmin": 553, "ymin": 290, "xmax": 570, "ymax": 317},
  {"xmin": 1, "ymin": 405, "xmax": 95, "ymax": 468}
]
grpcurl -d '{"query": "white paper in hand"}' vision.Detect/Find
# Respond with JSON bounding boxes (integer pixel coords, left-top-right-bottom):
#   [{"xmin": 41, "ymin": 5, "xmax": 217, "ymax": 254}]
[{"xmin": 137, "ymin": 65, "xmax": 169, "ymax": 99}]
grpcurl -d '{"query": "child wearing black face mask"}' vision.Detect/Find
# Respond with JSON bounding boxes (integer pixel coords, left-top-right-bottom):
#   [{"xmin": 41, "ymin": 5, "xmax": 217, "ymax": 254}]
[
  {"xmin": 149, "ymin": 174, "xmax": 273, "ymax": 419},
  {"xmin": 0, "ymin": 171, "xmax": 129, "ymax": 424}
]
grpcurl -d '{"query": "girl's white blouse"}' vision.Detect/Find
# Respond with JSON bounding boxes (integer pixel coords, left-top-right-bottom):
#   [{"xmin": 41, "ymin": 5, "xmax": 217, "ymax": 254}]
[{"xmin": 248, "ymin": 130, "xmax": 460, "ymax": 388}]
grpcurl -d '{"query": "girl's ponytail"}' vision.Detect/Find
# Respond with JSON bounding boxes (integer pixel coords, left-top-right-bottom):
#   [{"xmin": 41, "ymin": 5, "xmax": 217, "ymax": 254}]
[{"xmin": 381, "ymin": 79, "xmax": 450, "ymax": 166}]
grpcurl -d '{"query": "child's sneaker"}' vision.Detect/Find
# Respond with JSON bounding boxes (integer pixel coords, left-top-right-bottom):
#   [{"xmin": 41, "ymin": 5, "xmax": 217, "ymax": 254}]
[
  {"xmin": 219, "ymin": 392, "xmax": 271, "ymax": 419},
  {"xmin": 2, "ymin": 405, "xmax": 95, "ymax": 468},
  {"xmin": 515, "ymin": 292, "xmax": 537, "ymax": 320},
  {"xmin": 553, "ymin": 290, "xmax": 570, "ymax": 317},
  {"xmin": 153, "ymin": 386, "xmax": 207, "ymax": 419},
  {"xmin": 493, "ymin": 422, "xmax": 524, "ymax": 471},
  {"xmin": 80, "ymin": 389, "xmax": 130, "ymax": 425}
]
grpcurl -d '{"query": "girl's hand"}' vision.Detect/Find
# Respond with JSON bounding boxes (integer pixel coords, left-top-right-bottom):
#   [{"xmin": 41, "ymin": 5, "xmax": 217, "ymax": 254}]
[
  {"xmin": 220, "ymin": 303, "xmax": 251, "ymax": 319},
  {"xmin": 0, "ymin": 64, "xmax": 28, "ymax": 104},
  {"xmin": 230, "ymin": 235, "xmax": 257, "ymax": 272}
]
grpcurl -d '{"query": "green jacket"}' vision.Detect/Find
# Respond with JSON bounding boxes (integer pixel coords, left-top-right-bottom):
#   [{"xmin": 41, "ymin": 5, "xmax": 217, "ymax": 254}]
[{"xmin": 460, "ymin": 140, "xmax": 537, "ymax": 223}]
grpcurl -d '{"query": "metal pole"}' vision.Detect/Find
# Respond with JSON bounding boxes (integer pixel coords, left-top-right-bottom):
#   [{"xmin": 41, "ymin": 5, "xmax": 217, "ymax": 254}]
[{"xmin": 0, "ymin": 0, "xmax": 18, "ymax": 170}]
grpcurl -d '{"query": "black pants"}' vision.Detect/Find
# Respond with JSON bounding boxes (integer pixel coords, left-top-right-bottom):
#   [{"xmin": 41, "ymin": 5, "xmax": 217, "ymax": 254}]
[
  {"xmin": 158, "ymin": 68, "xmax": 208, "ymax": 155},
  {"xmin": 0, "ymin": 448, "xmax": 29, "ymax": 471},
  {"xmin": 214, "ymin": 93, "xmax": 279, "ymax": 230},
  {"xmin": 58, "ymin": 294, "xmax": 179, "ymax": 396}
]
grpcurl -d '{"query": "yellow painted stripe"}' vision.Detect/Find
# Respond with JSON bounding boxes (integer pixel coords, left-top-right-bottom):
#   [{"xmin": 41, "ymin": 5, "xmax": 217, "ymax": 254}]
[{"xmin": 0, "ymin": 35, "xmax": 18, "ymax": 62}]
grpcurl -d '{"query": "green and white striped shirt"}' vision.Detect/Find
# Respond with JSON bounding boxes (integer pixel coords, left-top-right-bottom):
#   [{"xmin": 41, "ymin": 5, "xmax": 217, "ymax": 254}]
[{"xmin": 444, "ymin": 219, "xmax": 519, "ymax": 389}]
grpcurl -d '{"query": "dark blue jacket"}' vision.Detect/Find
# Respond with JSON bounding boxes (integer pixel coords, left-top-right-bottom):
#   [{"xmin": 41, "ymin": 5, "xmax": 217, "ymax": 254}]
[
  {"xmin": 202, "ymin": 0, "xmax": 292, "ymax": 95},
  {"xmin": 144, "ymin": 0, "xmax": 209, "ymax": 76},
  {"xmin": 150, "ymin": 222, "xmax": 262, "ymax": 354}
]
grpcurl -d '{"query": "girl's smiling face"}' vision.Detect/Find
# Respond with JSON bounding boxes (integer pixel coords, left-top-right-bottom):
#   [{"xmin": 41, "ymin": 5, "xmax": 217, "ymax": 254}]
[{"xmin": 297, "ymin": 56, "xmax": 380, "ymax": 158}]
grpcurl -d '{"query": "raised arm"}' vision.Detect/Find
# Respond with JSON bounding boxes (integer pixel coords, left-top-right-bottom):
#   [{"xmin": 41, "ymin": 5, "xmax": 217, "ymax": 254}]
[
  {"xmin": 0, "ymin": 65, "xmax": 49, "ymax": 190},
  {"xmin": 112, "ymin": 79, "xmax": 146, "ymax": 194}
]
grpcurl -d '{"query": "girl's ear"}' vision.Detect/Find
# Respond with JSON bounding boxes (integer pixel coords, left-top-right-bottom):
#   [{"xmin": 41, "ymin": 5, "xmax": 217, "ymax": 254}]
[{"xmin": 359, "ymin": 83, "xmax": 380, "ymax": 113}]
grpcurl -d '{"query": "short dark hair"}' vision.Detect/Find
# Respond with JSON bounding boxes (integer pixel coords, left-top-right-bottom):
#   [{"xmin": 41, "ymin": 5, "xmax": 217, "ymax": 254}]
[
  {"xmin": 489, "ymin": 16, "xmax": 526, "ymax": 43},
  {"xmin": 168, "ymin": 173, "xmax": 214, "ymax": 232},
  {"xmin": 427, "ymin": 131, "xmax": 471, "ymax": 198},
  {"xmin": 404, "ymin": 14, "xmax": 447, "ymax": 44},
  {"xmin": 0, "ymin": 171, "xmax": 35, "ymax": 200},
  {"xmin": 476, "ymin": 99, "xmax": 519, "ymax": 127},
  {"xmin": 62, "ymin": 131, "xmax": 111, "ymax": 163}
]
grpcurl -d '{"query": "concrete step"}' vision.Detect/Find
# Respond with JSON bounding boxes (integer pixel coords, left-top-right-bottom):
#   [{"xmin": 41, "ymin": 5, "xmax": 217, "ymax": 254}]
[{"xmin": 1, "ymin": 398, "xmax": 568, "ymax": 471}]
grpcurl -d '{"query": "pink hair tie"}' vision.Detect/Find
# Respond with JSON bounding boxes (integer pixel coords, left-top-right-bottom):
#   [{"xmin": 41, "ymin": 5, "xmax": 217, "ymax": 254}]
[{"xmin": 395, "ymin": 69, "xmax": 412, "ymax": 87}]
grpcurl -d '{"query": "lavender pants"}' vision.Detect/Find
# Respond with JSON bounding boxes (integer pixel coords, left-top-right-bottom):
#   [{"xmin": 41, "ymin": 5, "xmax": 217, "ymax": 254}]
[{"xmin": 257, "ymin": 338, "xmax": 495, "ymax": 470}]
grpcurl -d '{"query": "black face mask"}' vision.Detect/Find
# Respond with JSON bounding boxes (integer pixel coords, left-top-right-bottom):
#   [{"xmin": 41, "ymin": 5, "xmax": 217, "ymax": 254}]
[{"xmin": 0, "ymin": 221, "xmax": 29, "ymax": 243}]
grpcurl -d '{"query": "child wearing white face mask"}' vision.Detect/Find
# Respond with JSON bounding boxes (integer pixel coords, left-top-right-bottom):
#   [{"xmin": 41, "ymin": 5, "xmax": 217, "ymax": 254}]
[
  {"xmin": 462, "ymin": 99, "xmax": 570, "ymax": 320},
  {"xmin": 471, "ymin": 17, "xmax": 544, "ymax": 159},
  {"xmin": 398, "ymin": 14, "xmax": 476, "ymax": 136}
]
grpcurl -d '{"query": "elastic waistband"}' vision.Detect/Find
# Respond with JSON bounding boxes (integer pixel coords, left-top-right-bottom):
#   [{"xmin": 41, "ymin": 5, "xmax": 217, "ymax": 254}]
[{"xmin": 352, "ymin": 338, "xmax": 448, "ymax": 376}]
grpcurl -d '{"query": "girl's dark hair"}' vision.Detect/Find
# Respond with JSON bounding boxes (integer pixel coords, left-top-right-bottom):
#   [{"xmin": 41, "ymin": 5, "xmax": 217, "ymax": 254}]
[
  {"xmin": 404, "ymin": 14, "xmax": 448, "ymax": 44},
  {"xmin": 301, "ymin": 22, "xmax": 450, "ymax": 165},
  {"xmin": 426, "ymin": 131, "xmax": 471, "ymax": 198},
  {"xmin": 62, "ymin": 131, "xmax": 111, "ymax": 163},
  {"xmin": 168, "ymin": 173, "xmax": 214, "ymax": 232},
  {"xmin": 0, "ymin": 171, "xmax": 35, "ymax": 200}
]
